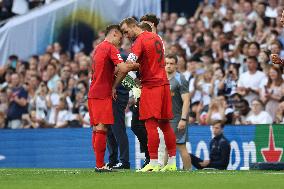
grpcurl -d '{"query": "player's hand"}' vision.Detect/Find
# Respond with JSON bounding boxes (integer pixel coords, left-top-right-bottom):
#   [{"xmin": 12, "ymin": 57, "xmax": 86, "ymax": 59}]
[
  {"xmin": 199, "ymin": 160, "xmax": 210, "ymax": 167},
  {"xmin": 271, "ymin": 54, "xmax": 283, "ymax": 65},
  {"xmin": 177, "ymin": 120, "xmax": 186, "ymax": 131},
  {"xmin": 112, "ymin": 87, "xmax": 117, "ymax": 101}
]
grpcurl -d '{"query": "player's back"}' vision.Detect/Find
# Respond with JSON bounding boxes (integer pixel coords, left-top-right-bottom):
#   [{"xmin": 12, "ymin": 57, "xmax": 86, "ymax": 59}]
[
  {"xmin": 88, "ymin": 41, "xmax": 116, "ymax": 99},
  {"xmin": 134, "ymin": 31, "xmax": 168, "ymax": 87}
]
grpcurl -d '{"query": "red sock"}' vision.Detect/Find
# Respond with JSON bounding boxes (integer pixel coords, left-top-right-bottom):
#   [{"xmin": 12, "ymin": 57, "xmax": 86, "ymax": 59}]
[
  {"xmin": 159, "ymin": 121, "xmax": 176, "ymax": 157},
  {"xmin": 145, "ymin": 119, "xmax": 160, "ymax": 159},
  {"xmin": 94, "ymin": 130, "xmax": 107, "ymax": 168},
  {"xmin": 92, "ymin": 131, "xmax": 96, "ymax": 155}
]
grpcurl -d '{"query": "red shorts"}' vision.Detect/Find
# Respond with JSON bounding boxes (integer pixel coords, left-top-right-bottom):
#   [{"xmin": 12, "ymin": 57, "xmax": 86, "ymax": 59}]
[
  {"xmin": 88, "ymin": 98, "xmax": 114, "ymax": 125},
  {"xmin": 139, "ymin": 85, "xmax": 173, "ymax": 120}
]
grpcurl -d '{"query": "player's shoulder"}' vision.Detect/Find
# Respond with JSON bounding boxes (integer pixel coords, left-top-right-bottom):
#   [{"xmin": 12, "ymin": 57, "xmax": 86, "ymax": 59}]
[
  {"xmin": 140, "ymin": 31, "xmax": 159, "ymax": 39},
  {"xmin": 98, "ymin": 40, "xmax": 118, "ymax": 53},
  {"xmin": 174, "ymin": 72, "xmax": 187, "ymax": 84}
]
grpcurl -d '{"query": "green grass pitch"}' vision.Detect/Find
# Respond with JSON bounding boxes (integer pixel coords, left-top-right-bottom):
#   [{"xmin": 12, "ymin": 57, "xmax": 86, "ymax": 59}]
[{"xmin": 0, "ymin": 169, "xmax": 284, "ymax": 189}]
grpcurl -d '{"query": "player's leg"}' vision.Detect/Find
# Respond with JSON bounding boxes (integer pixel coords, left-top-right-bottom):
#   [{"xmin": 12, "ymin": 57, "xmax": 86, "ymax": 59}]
[
  {"xmin": 159, "ymin": 85, "xmax": 177, "ymax": 171},
  {"xmin": 189, "ymin": 153, "xmax": 203, "ymax": 170},
  {"xmin": 177, "ymin": 144, "xmax": 191, "ymax": 170},
  {"xmin": 158, "ymin": 128, "xmax": 166, "ymax": 166},
  {"xmin": 131, "ymin": 123, "xmax": 150, "ymax": 167},
  {"xmin": 106, "ymin": 127, "xmax": 119, "ymax": 167},
  {"xmin": 94, "ymin": 123, "xmax": 109, "ymax": 169},
  {"xmin": 110, "ymin": 93, "xmax": 130, "ymax": 169},
  {"xmin": 159, "ymin": 120, "xmax": 177, "ymax": 172},
  {"xmin": 88, "ymin": 99, "xmax": 96, "ymax": 158},
  {"xmin": 88, "ymin": 97, "xmax": 114, "ymax": 171},
  {"xmin": 137, "ymin": 118, "xmax": 161, "ymax": 172},
  {"xmin": 130, "ymin": 100, "xmax": 150, "ymax": 167},
  {"xmin": 92, "ymin": 126, "xmax": 96, "ymax": 156}
]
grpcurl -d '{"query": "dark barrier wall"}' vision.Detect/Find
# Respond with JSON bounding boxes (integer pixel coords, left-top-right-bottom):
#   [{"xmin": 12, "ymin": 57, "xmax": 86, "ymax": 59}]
[
  {"xmin": 161, "ymin": 0, "xmax": 201, "ymax": 17},
  {"xmin": 0, "ymin": 125, "xmax": 283, "ymax": 169}
]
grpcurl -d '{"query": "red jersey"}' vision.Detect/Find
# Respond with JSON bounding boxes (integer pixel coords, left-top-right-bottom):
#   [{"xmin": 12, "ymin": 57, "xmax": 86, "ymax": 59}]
[
  {"xmin": 88, "ymin": 40, "xmax": 123, "ymax": 99},
  {"xmin": 128, "ymin": 31, "xmax": 169, "ymax": 87}
]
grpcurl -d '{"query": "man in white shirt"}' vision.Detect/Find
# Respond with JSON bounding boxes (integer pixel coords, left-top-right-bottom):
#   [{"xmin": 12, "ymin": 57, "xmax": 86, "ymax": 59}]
[
  {"xmin": 243, "ymin": 0, "xmax": 258, "ymax": 21},
  {"xmin": 265, "ymin": 0, "xmax": 278, "ymax": 18},
  {"xmin": 237, "ymin": 56, "xmax": 266, "ymax": 105},
  {"xmin": 246, "ymin": 99, "xmax": 273, "ymax": 124}
]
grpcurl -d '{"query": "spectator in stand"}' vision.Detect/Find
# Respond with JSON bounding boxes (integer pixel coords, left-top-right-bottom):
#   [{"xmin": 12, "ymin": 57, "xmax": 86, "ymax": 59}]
[
  {"xmin": 261, "ymin": 66, "xmax": 284, "ymax": 121},
  {"xmin": 0, "ymin": 111, "xmax": 5, "ymax": 128},
  {"xmin": 218, "ymin": 64, "xmax": 239, "ymax": 98},
  {"xmin": 46, "ymin": 62, "xmax": 60, "ymax": 91},
  {"xmin": 275, "ymin": 96, "xmax": 284, "ymax": 124},
  {"xmin": 0, "ymin": 89, "xmax": 8, "ymax": 114},
  {"xmin": 46, "ymin": 80, "xmax": 65, "ymax": 125},
  {"xmin": 6, "ymin": 73, "xmax": 28, "ymax": 129},
  {"xmin": 197, "ymin": 69, "xmax": 214, "ymax": 106},
  {"xmin": 34, "ymin": 82, "xmax": 49, "ymax": 123},
  {"xmin": 237, "ymin": 56, "xmax": 266, "ymax": 105},
  {"xmin": 246, "ymin": 98, "xmax": 273, "ymax": 124},
  {"xmin": 205, "ymin": 97, "xmax": 226, "ymax": 125},
  {"xmin": 234, "ymin": 99, "xmax": 251, "ymax": 125},
  {"xmin": 53, "ymin": 96, "xmax": 70, "ymax": 128}
]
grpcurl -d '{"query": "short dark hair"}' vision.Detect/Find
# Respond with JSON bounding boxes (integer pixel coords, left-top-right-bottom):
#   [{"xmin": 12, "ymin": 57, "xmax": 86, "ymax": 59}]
[
  {"xmin": 31, "ymin": 55, "xmax": 39, "ymax": 61},
  {"xmin": 46, "ymin": 62, "xmax": 57, "ymax": 70},
  {"xmin": 246, "ymin": 56, "xmax": 258, "ymax": 63},
  {"xmin": 105, "ymin": 24, "xmax": 121, "ymax": 36},
  {"xmin": 239, "ymin": 99, "xmax": 249, "ymax": 107},
  {"xmin": 212, "ymin": 120, "xmax": 225, "ymax": 128},
  {"xmin": 165, "ymin": 54, "xmax": 178, "ymax": 64},
  {"xmin": 252, "ymin": 98, "xmax": 264, "ymax": 107},
  {"xmin": 119, "ymin": 17, "xmax": 138, "ymax": 28},
  {"xmin": 140, "ymin": 14, "xmax": 160, "ymax": 27},
  {"xmin": 248, "ymin": 41, "xmax": 260, "ymax": 51},
  {"xmin": 212, "ymin": 20, "xmax": 223, "ymax": 29},
  {"xmin": 9, "ymin": 55, "xmax": 18, "ymax": 61},
  {"xmin": 139, "ymin": 22, "xmax": 152, "ymax": 32}
]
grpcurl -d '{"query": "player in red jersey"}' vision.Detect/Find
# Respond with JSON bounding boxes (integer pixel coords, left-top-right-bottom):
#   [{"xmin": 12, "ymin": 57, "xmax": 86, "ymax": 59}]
[
  {"xmin": 271, "ymin": 9, "xmax": 284, "ymax": 65},
  {"xmin": 114, "ymin": 18, "xmax": 177, "ymax": 172},
  {"xmin": 88, "ymin": 25, "xmax": 139, "ymax": 172}
]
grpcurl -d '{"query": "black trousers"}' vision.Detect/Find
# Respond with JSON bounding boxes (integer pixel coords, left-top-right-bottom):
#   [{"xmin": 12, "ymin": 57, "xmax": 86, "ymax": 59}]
[
  {"xmin": 189, "ymin": 154, "xmax": 227, "ymax": 170},
  {"xmin": 189, "ymin": 154, "xmax": 205, "ymax": 169},
  {"xmin": 130, "ymin": 99, "xmax": 150, "ymax": 160},
  {"xmin": 107, "ymin": 92, "xmax": 129, "ymax": 165}
]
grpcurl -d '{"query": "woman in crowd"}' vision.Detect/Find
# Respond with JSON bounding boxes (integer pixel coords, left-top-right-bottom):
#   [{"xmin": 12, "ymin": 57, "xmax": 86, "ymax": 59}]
[{"xmin": 261, "ymin": 66, "xmax": 284, "ymax": 121}]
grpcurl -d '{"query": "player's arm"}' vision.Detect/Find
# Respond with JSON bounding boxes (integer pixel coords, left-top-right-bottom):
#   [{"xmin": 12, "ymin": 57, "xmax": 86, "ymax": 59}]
[
  {"xmin": 178, "ymin": 92, "xmax": 190, "ymax": 130},
  {"xmin": 112, "ymin": 62, "xmax": 140, "ymax": 91},
  {"xmin": 178, "ymin": 77, "xmax": 190, "ymax": 130},
  {"xmin": 112, "ymin": 41, "xmax": 142, "ymax": 92}
]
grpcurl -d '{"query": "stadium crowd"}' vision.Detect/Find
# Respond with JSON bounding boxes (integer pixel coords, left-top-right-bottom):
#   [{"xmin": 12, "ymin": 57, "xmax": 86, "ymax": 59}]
[
  {"xmin": 0, "ymin": 0, "xmax": 57, "ymax": 22},
  {"xmin": 1, "ymin": 0, "xmax": 284, "ymax": 129}
]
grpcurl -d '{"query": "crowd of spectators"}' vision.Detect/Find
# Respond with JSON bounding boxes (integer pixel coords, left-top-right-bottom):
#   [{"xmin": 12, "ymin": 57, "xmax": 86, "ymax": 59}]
[
  {"xmin": 1, "ymin": 0, "xmax": 284, "ymax": 129},
  {"xmin": 0, "ymin": 0, "xmax": 56, "ymax": 22}
]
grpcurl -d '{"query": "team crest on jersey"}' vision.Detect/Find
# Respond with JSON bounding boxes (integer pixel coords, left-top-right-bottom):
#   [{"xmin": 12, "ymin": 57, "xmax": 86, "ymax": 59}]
[
  {"xmin": 117, "ymin": 54, "xmax": 123, "ymax": 61},
  {"xmin": 127, "ymin": 53, "xmax": 138, "ymax": 62}
]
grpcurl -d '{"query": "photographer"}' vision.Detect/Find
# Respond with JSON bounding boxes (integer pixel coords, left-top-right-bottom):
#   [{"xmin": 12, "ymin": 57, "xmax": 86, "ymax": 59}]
[{"xmin": 218, "ymin": 64, "xmax": 239, "ymax": 99}]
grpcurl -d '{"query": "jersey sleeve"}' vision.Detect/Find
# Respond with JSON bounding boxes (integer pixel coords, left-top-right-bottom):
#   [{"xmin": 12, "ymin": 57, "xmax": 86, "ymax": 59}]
[
  {"xmin": 127, "ymin": 37, "xmax": 143, "ymax": 62},
  {"xmin": 179, "ymin": 75, "xmax": 189, "ymax": 95},
  {"xmin": 110, "ymin": 45, "xmax": 124, "ymax": 65}
]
